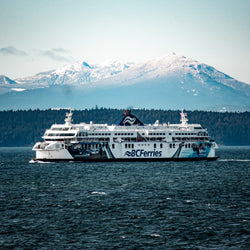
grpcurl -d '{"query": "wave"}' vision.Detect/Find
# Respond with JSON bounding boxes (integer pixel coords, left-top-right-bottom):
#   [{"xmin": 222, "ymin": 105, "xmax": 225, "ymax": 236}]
[
  {"xmin": 91, "ymin": 191, "xmax": 107, "ymax": 195},
  {"xmin": 29, "ymin": 159, "xmax": 53, "ymax": 164},
  {"xmin": 218, "ymin": 159, "xmax": 250, "ymax": 162}
]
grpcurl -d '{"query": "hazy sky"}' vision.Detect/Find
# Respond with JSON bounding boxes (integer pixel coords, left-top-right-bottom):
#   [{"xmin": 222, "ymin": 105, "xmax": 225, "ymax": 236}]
[{"xmin": 0, "ymin": 0, "xmax": 249, "ymax": 83}]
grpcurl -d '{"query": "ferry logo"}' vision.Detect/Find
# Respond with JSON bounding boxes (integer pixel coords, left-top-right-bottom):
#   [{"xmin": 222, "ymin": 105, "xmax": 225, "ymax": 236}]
[
  {"xmin": 125, "ymin": 149, "xmax": 162, "ymax": 158},
  {"xmin": 123, "ymin": 116, "xmax": 136, "ymax": 125}
]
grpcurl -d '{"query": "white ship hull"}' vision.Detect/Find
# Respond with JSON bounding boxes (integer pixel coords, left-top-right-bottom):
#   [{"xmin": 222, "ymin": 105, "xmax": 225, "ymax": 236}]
[{"xmin": 33, "ymin": 141, "xmax": 217, "ymax": 162}]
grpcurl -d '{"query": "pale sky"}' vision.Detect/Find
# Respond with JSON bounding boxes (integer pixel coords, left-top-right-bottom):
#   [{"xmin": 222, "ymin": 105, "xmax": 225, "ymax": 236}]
[{"xmin": 0, "ymin": 0, "xmax": 249, "ymax": 83}]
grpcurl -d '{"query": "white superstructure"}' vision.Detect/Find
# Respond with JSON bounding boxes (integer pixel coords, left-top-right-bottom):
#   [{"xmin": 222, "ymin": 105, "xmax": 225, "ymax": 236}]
[{"xmin": 32, "ymin": 108, "xmax": 218, "ymax": 161}]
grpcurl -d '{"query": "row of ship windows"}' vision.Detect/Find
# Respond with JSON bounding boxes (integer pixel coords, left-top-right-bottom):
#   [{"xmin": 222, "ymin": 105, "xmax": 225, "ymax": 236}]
[
  {"xmin": 78, "ymin": 133, "xmax": 135, "ymax": 136},
  {"xmin": 46, "ymin": 132, "xmax": 205, "ymax": 137},
  {"xmin": 173, "ymin": 137, "xmax": 208, "ymax": 141},
  {"xmin": 122, "ymin": 144, "xmax": 164, "ymax": 149},
  {"xmin": 176, "ymin": 132, "xmax": 197, "ymax": 136},
  {"xmin": 114, "ymin": 133, "xmax": 134, "ymax": 136},
  {"xmin": 148, "ymin": 133, "xmax": 166, "ymax": 135},
  {"xmin": 80, "ymin": 132, "xmax": 203, "ymax": 137},
  {"xmin": 79, "ymin": 132, "xmax": 111, "ymax": 136},
  {"xmin": 46, "ymin": 133, "xmax": 75, "ymax": 136},
  {"xmin": 112, "ymin": 143, "xmax": 194, "ymax": 149},
  {"xmin": 51, "ymin": 127, "xmax": 70, "ymax": 131},
  {"xmin": 169, "ymin": 143, "xmax": 192, "ymax": 148}
]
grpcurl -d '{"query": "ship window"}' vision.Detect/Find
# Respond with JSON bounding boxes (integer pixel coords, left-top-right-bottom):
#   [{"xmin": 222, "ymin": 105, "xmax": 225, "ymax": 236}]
[
  {"xmin": 173, "ymin": 144, "xmax": 175, "ymax": 148},
  {"xmin": 132, "ymin": 144, "xmax": 134, "ymax": 148},
  {"xmin": 154, "ymin": 143, "xmax": 156, "ymax": 148},
  {"xmin": 128, "ymin": 144, "xmax": 131, "ymax": 148},
  {"xmin": 112, "ymin": 144, "xmax": 115, "ymax": 149},
  {"xmin": 169, "ymin": 133, "xmax": 172, "ymax": 135},
  {"xmin": 170, "ymin": 144, "xmax": 172, "ymax": 148},
  {"xmin": 194, "ymin": 126, "xmax": 202, "ymax": 129},
  {"xmin": 125, "ymin": 144, "xmax": 127, "ymax": 148},
  {"xmin": 160, "ymin": 144, "xmax": 162, "ymax": 148}
]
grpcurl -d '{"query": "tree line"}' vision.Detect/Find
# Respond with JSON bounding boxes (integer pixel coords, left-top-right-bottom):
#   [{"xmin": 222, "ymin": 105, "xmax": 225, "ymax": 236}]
[{"xmin": 0, "ymin": 108, "xmax": 249, "ymax": 146}]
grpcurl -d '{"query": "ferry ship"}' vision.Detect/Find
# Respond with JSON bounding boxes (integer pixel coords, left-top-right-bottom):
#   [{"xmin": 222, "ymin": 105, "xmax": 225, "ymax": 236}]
[{"xmin": 32, "ymin": 108, "xmax": 218, "ymax": 162}]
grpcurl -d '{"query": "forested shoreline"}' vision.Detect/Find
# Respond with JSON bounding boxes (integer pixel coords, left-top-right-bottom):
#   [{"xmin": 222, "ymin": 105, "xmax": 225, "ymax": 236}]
[{"xmin": 0, "ymin": 108, "xmax": 249, "ymax": 146}]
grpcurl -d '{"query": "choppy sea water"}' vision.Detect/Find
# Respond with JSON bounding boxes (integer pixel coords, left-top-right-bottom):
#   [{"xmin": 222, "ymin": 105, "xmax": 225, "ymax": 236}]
[{"xmin": 0, "ymin": 147, "xmax": 249, "ymax": 249}]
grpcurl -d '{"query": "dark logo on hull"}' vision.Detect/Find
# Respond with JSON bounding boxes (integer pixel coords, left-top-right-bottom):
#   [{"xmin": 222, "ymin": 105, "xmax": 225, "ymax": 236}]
[{"xmin": 125, "ymin": 149, "xmax": 162, "ymax": 158}]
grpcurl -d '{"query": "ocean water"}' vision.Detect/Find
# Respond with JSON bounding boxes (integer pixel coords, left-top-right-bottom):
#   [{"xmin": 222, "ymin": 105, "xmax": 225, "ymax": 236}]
[{"xmin": 0, "ymin": 147, "xmax": 249, "ymax": 249}]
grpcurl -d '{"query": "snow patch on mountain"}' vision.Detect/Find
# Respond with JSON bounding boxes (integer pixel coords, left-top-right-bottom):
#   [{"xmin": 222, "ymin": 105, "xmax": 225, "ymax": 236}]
[
  {"xmin": 11, "ymin": 88, "xmax": 26, "ymax": 92},
  {"xmin": 0, "ymin": 75, "xmax": 17, "ymax": 85},
  {"xmin": 96, "ymin": 53, "xmax": 250, "ymax": 96},
  {"xmin": 16, "ymin": 60, "xmax": 134, "ymax": 86}
]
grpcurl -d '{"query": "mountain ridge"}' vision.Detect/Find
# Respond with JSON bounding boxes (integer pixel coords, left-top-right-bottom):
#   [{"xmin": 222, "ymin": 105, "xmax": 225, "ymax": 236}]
[{"xmin": 0, "ymin": 53, "xmax": 249, "ymax": 111}]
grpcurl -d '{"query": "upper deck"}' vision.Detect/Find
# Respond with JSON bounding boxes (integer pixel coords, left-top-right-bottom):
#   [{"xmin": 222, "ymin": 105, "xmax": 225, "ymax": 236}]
[{"xmin": 42, "ymin": 108, "xmax": 210, "ymax": 143}]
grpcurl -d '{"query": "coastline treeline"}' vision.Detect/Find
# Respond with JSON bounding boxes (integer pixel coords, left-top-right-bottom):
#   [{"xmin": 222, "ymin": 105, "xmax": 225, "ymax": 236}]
[{"xmin": 0, "ymin": 108, "xmax": 249, "ymax": 146}]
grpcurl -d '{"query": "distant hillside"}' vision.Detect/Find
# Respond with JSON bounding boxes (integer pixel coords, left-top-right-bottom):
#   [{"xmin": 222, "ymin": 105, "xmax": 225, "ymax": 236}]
[
  {"xmin": 0, "ymin": 108, "xmax": 249, "ymax": 146},
  {"xmin": 0, "ymin": 54, "xmax": 249, "ymax": 111}
]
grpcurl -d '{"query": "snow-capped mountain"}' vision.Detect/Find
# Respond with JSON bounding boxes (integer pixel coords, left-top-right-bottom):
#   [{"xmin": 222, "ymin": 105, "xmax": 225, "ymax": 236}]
[
  {"xmin": 0, "ymin": 53, "xmax": 249, "ymax": 111},
  {"xmin": 98, "ymin": 53, "xmax": 250, "ymax": 96},
  {"xmin": 16, "ymin": 60, "xmax": 133, "ymax": 86},
  {"xmin": 0, "ymin": 75, "xmax": 17, "ymax": 85}
]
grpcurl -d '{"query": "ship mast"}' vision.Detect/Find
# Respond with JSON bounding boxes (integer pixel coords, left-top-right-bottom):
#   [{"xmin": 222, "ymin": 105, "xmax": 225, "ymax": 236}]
[
  {"xmin": 65, "ymin": 107, "xmax": 73, "ymax": 125},
  {"xmin": 180, "ymin": 108, "xmax": 188, "ymax": 127}
]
